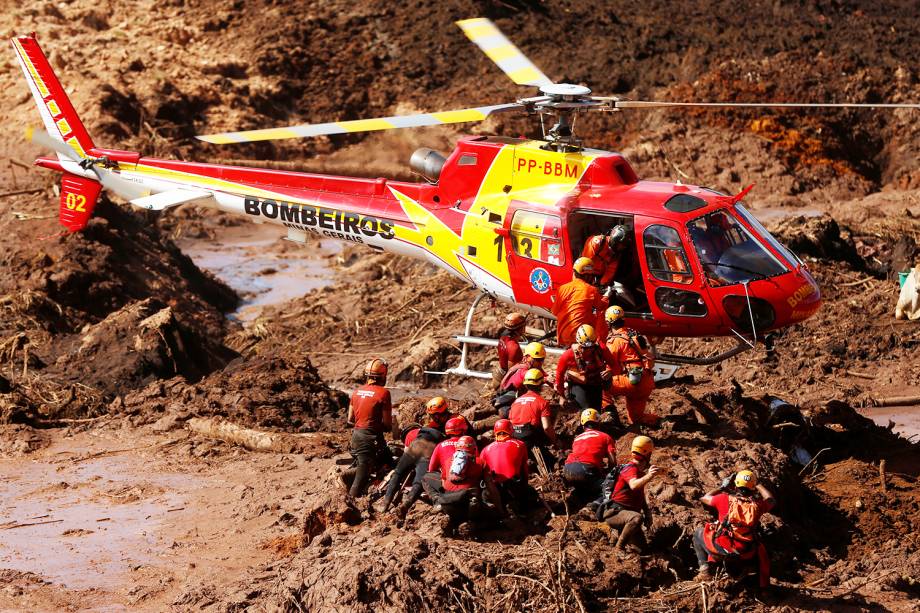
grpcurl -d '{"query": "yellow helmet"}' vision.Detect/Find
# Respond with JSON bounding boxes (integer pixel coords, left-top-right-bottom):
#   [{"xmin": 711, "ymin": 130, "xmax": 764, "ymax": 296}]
[
  {"xmin": 425, "ymin": 396, "xmax": 449, "ymax": 415},
  {"xmin": 575, "ymin": 324, "xmax": 597, "ymax": 345},
  {"xmin": 573, "ymin": 257, "xmax": 597, "ymax": 275},
  {"xmin": 523, "ymin": 368, "xmax": 544, "ymax": 387},
  {"xmin": 523, "ymin": 342, "xmax": 546, "ymax": 359},
  {"xmin": 735, "ymin": 469, "xmax": 757, "ymax": 490},
  {"xmin": 605, "ymin": 305, "xmax": 625, "ymax": 323},
  {"xmin": 580, "ymin": 408, "xmax": 600, "ymax": 426},
  {"xmin": 630, "ymin": 435, "xmax": 654, "ymax": 458}
]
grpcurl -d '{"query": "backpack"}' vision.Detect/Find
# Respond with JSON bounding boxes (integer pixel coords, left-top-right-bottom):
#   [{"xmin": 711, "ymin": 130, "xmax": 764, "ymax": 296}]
[
  {"xmin": 714, "ymin": 495, "xmax": 762, "ymax": 552},
  {"xmin": 449, "ymin": 450, "xmax": 474, "ymax": 484},
  {"xmin": 594, "ymin": 463, "xmax": 630, "ymax": 521}
]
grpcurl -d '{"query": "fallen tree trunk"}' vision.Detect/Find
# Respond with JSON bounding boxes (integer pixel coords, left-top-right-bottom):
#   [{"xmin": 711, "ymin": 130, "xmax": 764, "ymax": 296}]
[
  {"xmin": 186, "ymin": 418, "xmax": 339, "ymax": 454},
  {"xmin": 472, "ymin": 414, "xmax": 500, "ymax": 434},
  {"xmin": 866, "ymin": 395, "xmax": 920, "ymax": 408}
]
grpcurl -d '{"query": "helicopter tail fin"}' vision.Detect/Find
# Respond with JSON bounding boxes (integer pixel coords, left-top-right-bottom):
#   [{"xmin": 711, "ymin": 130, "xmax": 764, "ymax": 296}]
[{"xmin": 11, "ymin": 34, "xmax": 96, "ymax": 161}]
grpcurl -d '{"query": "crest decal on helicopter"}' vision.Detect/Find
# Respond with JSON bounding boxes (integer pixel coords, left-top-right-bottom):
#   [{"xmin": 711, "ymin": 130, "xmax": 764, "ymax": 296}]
[{"xmin": 529, "ymin": 267, "xmax": 551, "ymax": 294}]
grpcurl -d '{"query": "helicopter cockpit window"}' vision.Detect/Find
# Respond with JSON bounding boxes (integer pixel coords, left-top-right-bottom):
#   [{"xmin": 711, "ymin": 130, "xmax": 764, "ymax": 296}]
[
  {"xmin": 643, "ymin": 225, "xmax": 692, "ymax": 284},
  {"xmin": 509, "ymin": 210, "xmax": 564, "ymax": 265},
  {"xmin": 687, "ymin": 209, "xmax": 788, "ymax": 285}
]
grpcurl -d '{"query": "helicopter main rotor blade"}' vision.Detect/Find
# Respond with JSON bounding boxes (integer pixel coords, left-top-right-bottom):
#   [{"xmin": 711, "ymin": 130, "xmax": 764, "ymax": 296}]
[
  {"xmin": 594, "ymin": 98, "xmax": 920, "ymax": 110},
  {"xmin": 456, "ymin": 18, "xmax": 553, "ymax": 88},
  {"xmin": 196, "ymin": 103, "xmax": 522, "ymax": 144},
  {"xmin": 27, "ymin": 127, "xmax": 149, "ymax": 200}
]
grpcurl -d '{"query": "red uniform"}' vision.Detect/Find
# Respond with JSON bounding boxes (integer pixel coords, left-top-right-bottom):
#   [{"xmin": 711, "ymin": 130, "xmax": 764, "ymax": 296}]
[
  {"xmin": 481, "ymin": 438, "xmax": 529, "ymax": 482},
  {"xmin": 699, "ymin": 492, "xmax": 774, "ymax": 588},
  {"xmin": 349, "ymin": 384, "xmax": 392, "ymax": 433},
  {"xmin": 509, "ymin": 391, "xmax": 552, "ymax": 427},
  {"xmin": 565, "ymin": 429, "xmax": 616, "ymax": 469},
  {"xmin": 501, "ymin": 361, "xmax": 546, "ymax": 392},
  {"xmin": 428, "ymin": 439, "xmax": 485, "ymax": 492},
  {"xmin": 404, "ymin": 428, "xmax": 419, "ymax": 447},
  {"xmin": 703, "ymin": 493, "xmax": 774, "ymax": 552},
  {"xmin": 551, "ymin": 277, "xmax": 608, "ymax": 345},
  {"xmin": 497, "ymin": 335, "xmax": 523, "ymax": 371},
  {"xmin": 555, "ymin": 345, "xmax": 611, "ymax": 396},
  {"xmin": 581, "ymin": 235, "xmax": 620, "ymax": 286},
  {"xmin": 608, "ymin": 461, "xmax": 646, "ymax": 511},
  {"xmin": 603, "ymin": 328, "xmax": 657, "ymax": 425}
]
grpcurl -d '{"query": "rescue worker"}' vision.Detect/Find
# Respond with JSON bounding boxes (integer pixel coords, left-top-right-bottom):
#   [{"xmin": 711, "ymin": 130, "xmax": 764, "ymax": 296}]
[
  {"xmin": 555, "ymin": 324, "xmax": 613, "ymax": 410},
  {"xmin": 480, "ymin": 418, "xmax": 532, "ymax": 514},
  {"xmin": 381, "ymin": 397, "xmax": 450, "ymax": 515},
  {"xmin": 346, "ymin": 358, "xmax": 393, "ymax": 498},
  {"xmin": 493, "ymin": 312, "xmax": 527, "ymax": 388},
  {"xmin": 602, "ymin": 305, "xmax": 658, "ymax": 426},
  {"xmin": 596, "ymin": 435, "xmax": 660, "ymax": 552},
  {"xmin": 495, "ymin": 342, "xmax": 548, "ymax": 416},
  {"xmin": 563, "ymin": 409, "xmax": 617, "ymax": 502},
  {"xmin": 427, "ymin": 435, "xmax": 504, "ymax": 535},
  {"xmin": 693, "ymin": 470, "xmax": 776, "ymax": 589},
  {"xmin": 581, "ymin": 225, "xmax": 629, "ymax": 287},
  {"xmin": 551, "ymin": 257, "xmax": 609, "ymax": 346},
  {"xmin": 508, "ymin": 368, "xmax": 558, "ymax": 467}
]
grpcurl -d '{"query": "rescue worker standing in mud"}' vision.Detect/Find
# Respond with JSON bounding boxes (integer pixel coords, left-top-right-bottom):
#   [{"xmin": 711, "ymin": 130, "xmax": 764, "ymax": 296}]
[
  {"xmin": 581, "ymin": 225, "xmax": 629, "ymax": 287},
  {"xmin": 381, "ymin": 397, "xmax": 450, "ymax": 516},
  {"xmin": 495, "ymin": 342, "xmax": 547, "ymax": 417},
  {"xmin": 346, "ymin": 358, "xmax": 393, "ymax": 499},
  {"xmin": 596, "ymin": 435, "xmax": 659, "ymax": 552},
  {"xmin": 563, "ymin": 409, "xmax": 617, "ymax": 503},
  {"xmin": 509, "ymin": 368, "xmax": 558, "ymax": 467},
  {"xmin": 480, "ymin": 418, "xmax": 532, "ymax": 514},
  {"xmin": 555, "ymin": 324, "xmax": 613, "ymax": 410},
  {"xmin": 602, "ymin": 306, "xmax": 658, "ymax": 426},
  {"xmin": 552, "ymin": 257, "xmax": 609, "ymax": 346},
  {"xmin": 693, "ymin": 469, "xmax": 775, "ymax": 589},
  {"xmin": 493, "ymin": 312, "xmax": 527, "ymax": 389}
]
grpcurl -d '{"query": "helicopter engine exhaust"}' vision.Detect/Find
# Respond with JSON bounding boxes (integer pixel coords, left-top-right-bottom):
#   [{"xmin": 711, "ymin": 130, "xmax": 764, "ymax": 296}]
[{"xmin": 410, "ymin": 148, "xmax": 447, "ymax": 182}]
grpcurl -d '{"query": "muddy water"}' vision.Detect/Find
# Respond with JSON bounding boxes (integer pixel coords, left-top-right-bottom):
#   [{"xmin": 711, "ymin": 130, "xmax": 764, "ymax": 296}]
[
  {"xmin": 861, "ymin": 405, "xmax": 920, "ymax": 440},
  {"xmin": 178, "ymin": 223, "xmax": 340, "ymax": 322},
  {"xmin": 0, "ymin": 449, "xmax": 199, "ymax": 591}
]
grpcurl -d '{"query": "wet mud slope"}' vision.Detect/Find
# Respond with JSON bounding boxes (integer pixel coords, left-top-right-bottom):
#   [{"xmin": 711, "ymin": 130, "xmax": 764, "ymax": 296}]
[{"xmin": 0, "ymin": 0, "xmax": 918, "ymax": 611}]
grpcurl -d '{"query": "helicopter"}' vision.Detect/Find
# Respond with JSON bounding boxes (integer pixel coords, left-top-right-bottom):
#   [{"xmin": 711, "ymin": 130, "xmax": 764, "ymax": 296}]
[{"xmin": 12, "ymin": 20, "xmax": 919, "ymax": 381}]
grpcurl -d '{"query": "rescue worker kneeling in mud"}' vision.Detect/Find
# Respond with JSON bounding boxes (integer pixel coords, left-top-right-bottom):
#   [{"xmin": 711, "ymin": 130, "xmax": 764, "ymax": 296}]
[
  {"xmin": 426, "ymin": 435, "xmax": 504, "ymax": 536},
  {"xmin": 602, "ymin": 305, "xmax": 658, "ymax": 426},
  {"xmin": 494, "ymin": 342, "xmax": 547, "ymax": 417},
  {"xmin": 555, "ymin": 324, "xmax": 613, "ymax": 411},
  {"xmin": 693, "ymin": 469, "xmax": 776, "ymax": 589},
  {"xmin": 480, "ymin": 419, "xmax": 537, "ymax": 515},
  {"xmin": 563, "ymin": 409, "xmax": 617, "ymax": 504},
  {"xmin": 346, "ymin": 358, "xmax": 393, "ymax": 498},
  {"xmin": 492, "ymin": 312, "xmax": 527, "ymax": 389},
  {"xmin": 595, "ymin": 435, "xmax": 660, "ymax": 552},
  {"xmin": 508, "ymin": 368, "xmax": 559, "ymax": 469},
  {"xmin": 380, "ymin": 397, "xmax": 450, "ymax": 516}
]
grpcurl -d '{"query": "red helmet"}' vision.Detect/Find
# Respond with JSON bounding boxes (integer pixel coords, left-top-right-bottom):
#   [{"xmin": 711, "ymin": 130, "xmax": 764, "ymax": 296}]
[
  {"xmin": 445, "ymin": 416, "xmax": 467, "ymax": 436},
  {"xmin": 456, "ymin": 435, "xmax": 477, "ymax": 454},
  {"xmin": 363, "ymin": 358, "xmax": 388, "ymax": 380},
  {"xmin": 494, "ymin": 419, "xmax": 513, "ymax": 440}
]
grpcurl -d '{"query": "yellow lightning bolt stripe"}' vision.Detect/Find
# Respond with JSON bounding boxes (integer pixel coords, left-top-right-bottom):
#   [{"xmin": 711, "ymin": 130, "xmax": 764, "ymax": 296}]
[
  {"xmin": 389, "ymin": 187, "xmax": 469, "ymax": 278},
  {"xmin": 129, "ymin": 162, "xmax": 315, "ymax": 202}
]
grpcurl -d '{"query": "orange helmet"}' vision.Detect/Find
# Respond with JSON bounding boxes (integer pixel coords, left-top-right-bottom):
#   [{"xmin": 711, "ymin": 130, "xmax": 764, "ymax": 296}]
[
  {"xmin": 364, "ymin": 358, "xmax": 388, "ymax": 380},
  {"xmin": 426, "ymin": 396, "xmax": 449, "ymax": 415},
  {"xmin": 503, "ymin": 312, "xmax": 527, "ymax": 331},
  {"xmin": 445, "ymin": 417, "xmax": 467, "ymax": 436},
  {"xmin": 457, "ymin": 435, "xmax": 477, "ymax": 454},
  {"xmin": 494, "ymin": 418, "xmax": 513, "ymax": 440}
]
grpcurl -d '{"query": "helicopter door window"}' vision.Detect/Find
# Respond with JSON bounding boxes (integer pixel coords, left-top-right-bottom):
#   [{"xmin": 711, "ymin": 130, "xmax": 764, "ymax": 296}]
[
  {"xmin": 643, "ymin": 225, "xmax": 693, "ymax": 284},
  {"xmin": 509, "ymin": 210, "xmax": 564, "ymax": 265}
]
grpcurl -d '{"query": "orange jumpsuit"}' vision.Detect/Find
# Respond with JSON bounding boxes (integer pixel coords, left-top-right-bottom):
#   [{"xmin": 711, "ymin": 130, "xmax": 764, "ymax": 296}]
[
  {"xmin": 551, "ymin": 277, "xmax": 608, "ymax": 345},
  {"xmin": 581, "ymin": 235, "xmax": 621, "ymax": 286},
  {"xmin": 603, "ymin": 328, "xmax": 657, "ymax": 425}
]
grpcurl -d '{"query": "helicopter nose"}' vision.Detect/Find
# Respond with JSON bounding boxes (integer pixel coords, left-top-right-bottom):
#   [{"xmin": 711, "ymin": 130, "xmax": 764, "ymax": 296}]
[{"xmin": 784, "ymin": 268, "xmax": 822, "ymax": 324}]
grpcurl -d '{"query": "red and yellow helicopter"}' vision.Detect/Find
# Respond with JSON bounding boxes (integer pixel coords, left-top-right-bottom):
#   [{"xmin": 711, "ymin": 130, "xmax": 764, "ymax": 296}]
[{"xmin": 12, "ymin": 20, "xmax": 919, "ymax": 381}]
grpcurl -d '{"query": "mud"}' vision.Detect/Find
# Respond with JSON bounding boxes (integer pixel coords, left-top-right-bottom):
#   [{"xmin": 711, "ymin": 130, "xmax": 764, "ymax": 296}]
[{"xmin": 0, "ymin": 0, "xmax": 917, "ymax": 611}]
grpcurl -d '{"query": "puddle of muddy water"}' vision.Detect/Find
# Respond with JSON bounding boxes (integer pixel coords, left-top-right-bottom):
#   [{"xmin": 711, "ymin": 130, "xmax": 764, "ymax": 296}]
[
  {"xmin": 178, "ymin": 223, "xmax": 341, "ymax": 323},
  {"xmin": 0, "ymin": 451, "xmax": 199, "ymax": 592},
  {"xmin": 861, "ymin": 404, "xmax": 920, "ymax": 440}
]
